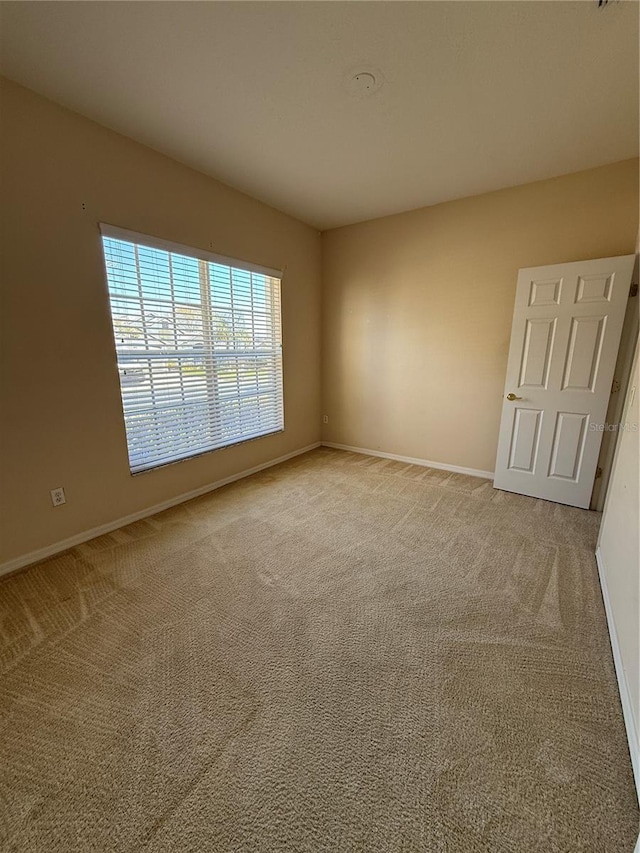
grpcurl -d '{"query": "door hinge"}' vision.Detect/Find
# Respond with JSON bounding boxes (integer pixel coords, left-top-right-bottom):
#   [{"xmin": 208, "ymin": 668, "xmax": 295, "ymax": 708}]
[
  {"xmin": 611, "ymin": 378, "xmax": 621, "ymax": 394},
  {"xmin": 595, "ymin": 467, "xmax": 603, "ymax": 479},
  {"xmin": 630, "ymin": 283, "xmax": 639, "ymax": 298}
]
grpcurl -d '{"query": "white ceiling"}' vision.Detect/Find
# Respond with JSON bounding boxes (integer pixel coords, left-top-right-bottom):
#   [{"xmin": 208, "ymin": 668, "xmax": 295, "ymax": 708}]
[{"xmin": 0, "ymin": 1, "xmax": 637, "ymax": 230}]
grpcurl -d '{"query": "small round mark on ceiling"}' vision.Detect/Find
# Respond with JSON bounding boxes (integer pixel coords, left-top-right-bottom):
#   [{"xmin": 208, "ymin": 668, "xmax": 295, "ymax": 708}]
[{"xmin": 344, "ymin": 68, "xmax": 384, "ymax": 98}]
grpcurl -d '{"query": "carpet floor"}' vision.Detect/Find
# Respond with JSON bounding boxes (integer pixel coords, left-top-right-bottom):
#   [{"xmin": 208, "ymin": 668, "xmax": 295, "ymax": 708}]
[{"xmin": 0, "ymin": 448, "xmax": 637, "ymax": 852}]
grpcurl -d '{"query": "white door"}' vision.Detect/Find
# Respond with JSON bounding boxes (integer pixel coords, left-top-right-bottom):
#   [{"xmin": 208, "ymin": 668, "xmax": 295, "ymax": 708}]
[{"xmin": 494, "ymin": 254, "xmax": 635, "ymax": 508}]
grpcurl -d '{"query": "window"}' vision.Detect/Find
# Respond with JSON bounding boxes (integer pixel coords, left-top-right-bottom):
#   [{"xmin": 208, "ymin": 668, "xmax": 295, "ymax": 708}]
[{"xmin": 100, "ymin": 225, "xmax": 283, "ymax": 473}]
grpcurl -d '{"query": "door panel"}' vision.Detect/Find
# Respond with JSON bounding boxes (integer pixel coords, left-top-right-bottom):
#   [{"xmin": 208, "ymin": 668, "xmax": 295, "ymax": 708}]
[
  {"xmin": 519, "ymin": 319, "xmax": 556, "ymax": 388},
  {"xmin": 508, "ymin": 408, "xmax": 542, "ymax": 473},
  {"xmin": 575, "ymin": 273, "xmax": 613, "ymax": 304},
  {"xmin": 548, "ymin": 412, "xmax": 588, "ymax": 481},
  {"xmin": 494, "ymin": 255, "xmax": 634, "ymax": 508},
  {"xmin": 561, "ymin": 315, "xmax": 606, "ymax": 391},
  {"xmin": 529, "ymin": 277, "xmax": 563, "ymax": 307}
]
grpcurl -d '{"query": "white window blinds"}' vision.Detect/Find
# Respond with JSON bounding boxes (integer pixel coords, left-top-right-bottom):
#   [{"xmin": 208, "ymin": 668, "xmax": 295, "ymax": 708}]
[{"xmin": 100, "ymin": 225, "xmax": 284, "ymax": 474}]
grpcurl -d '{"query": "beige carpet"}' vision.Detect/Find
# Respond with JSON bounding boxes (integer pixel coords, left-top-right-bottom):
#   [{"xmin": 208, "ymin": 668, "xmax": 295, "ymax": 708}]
[{"xmin": 0, "ymin": 448, "xmax": 637, "ymax": 852}]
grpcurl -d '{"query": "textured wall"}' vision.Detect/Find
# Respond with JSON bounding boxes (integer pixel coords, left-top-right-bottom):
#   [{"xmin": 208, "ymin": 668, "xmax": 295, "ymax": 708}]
[
  {"xmin": 0, "ymin": 78, "xmax": 322, "ymax": 564},
  {"xmin": 321, "ymin": 159, "xmax": 639, "ymax": 473}
]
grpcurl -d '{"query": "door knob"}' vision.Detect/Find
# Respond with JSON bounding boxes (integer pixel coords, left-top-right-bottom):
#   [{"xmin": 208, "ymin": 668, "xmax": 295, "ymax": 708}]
[{"xmin": 506, "ymin": 393, "xmax": 523, "ymax": 401}]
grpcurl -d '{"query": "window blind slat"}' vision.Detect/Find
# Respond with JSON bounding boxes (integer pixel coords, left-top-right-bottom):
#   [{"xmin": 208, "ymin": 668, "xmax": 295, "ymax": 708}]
[{"xmin": 101, "ymin": 230, "xmax": 284, "ymax": 473}]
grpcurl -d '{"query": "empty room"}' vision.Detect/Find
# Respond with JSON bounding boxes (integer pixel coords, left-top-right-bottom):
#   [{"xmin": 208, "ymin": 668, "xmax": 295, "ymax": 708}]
[{"xmin": 1, "ymin": 1, "xmax": 639, "ymax": 851}]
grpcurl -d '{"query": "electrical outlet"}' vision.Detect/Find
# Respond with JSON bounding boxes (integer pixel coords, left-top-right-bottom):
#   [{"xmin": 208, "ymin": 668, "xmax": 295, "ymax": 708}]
[
  {"xmin": 50, "ymin": 487, "xmax": 66, "ymax": 507},
  {"xmin": 323, "ymin": 415, "xmax": 329, "ymax": 424}
]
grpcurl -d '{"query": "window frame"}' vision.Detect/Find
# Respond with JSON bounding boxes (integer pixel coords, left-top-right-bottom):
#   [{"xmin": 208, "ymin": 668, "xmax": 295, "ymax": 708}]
[{"xmin": 99, "ymin": 223, "xmax": 285, "ymax": 475}]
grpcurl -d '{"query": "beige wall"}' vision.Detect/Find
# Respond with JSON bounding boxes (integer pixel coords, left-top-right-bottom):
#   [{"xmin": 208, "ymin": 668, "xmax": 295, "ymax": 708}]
[
  {"xmin": 597, "ymin": 340, "xmax": 639, "ymax": 782},
  {"xmin": 322, "ymin": 159, "xmax": 639, "ymax": 473},
  {"xmin": 2, "ymin": 77, "xmax": 638, "ymax": 567},
  {"xmin": 0, "ymin": 78, "xmax": 322, "ymax": 565}
]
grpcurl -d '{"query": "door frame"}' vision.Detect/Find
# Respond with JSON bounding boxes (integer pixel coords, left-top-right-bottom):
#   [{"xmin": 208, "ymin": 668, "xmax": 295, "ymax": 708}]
[{"xmin": 591, "ymin": 261, "xmax": 639, "ymax": 509}]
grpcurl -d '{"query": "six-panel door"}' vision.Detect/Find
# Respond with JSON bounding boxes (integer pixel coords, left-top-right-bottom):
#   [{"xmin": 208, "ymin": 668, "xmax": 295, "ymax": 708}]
[{"xmin": 493, "ymin": 255, "xmax": 634, "ymax": 508}]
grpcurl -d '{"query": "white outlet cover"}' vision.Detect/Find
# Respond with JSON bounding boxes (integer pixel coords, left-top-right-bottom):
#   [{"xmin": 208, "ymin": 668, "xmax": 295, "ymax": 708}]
[{"xmin": 50, "ymin": 487, "xmax": 66, "ymax": 506}]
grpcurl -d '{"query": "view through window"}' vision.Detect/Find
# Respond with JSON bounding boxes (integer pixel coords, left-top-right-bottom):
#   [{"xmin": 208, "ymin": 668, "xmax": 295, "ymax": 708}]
[{"xmin": 100, "ymin": 225, "xmax": 284, "ymax": 473}]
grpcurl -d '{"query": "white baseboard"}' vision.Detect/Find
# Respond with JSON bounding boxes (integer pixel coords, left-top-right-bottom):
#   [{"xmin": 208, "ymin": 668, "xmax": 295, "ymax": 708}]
[
  {"xmin": 321, "ymin": 441, "xmax": 494, "ymax": 480},
  {"xmin": 595, "ymin": 547, "xmax": 640, "ymax": 801},
  {"xmin": 0, "ymin": 442, "xmax": 321, "ymax": 579}
]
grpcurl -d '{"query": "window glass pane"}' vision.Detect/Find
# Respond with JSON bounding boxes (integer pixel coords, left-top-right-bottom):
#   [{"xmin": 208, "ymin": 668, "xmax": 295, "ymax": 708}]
[{"xmin": 101, "ymin": 232, "xmax": 283, "ymax": 473}]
